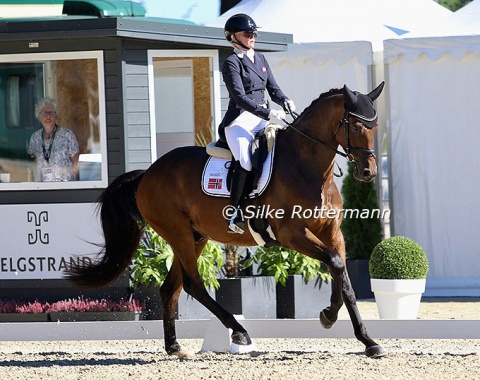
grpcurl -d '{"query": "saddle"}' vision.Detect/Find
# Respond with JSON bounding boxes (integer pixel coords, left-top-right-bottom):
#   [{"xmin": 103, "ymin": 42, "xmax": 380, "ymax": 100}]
[
  {"xmin": 205, "ymin": 123, "xmax": 284, "ymax": 247},
  {"xmin": 206, "ymin": 123, "xmax": 281, "ymax": 194}
]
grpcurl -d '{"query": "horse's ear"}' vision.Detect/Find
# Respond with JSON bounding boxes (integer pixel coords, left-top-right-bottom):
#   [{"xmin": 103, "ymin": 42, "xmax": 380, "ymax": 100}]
[
  {"xmin": 343, "ymin": 84, "xmax": 357, "ymax": 109},
  {"xmin": 368, "ymin": 81, "xmax": 385, "ymax": 102}
]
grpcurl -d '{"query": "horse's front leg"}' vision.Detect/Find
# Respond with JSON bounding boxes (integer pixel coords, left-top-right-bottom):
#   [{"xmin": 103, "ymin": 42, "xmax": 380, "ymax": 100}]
[
  {"xmin": 319, "ymin": 254, "xmax": 344, "ymax": 329},
  {"xmin": 285, "ymin": 229, "xmax": 345, "ymax": 328},
  {"xmin": 341, "ymin": 270, "xmax": 386, "ymax": 358}
]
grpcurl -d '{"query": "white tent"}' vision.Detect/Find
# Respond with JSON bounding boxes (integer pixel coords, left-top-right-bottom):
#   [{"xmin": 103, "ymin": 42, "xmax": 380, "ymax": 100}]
[
  {"xmin": 208, "ymin": 0, "xmax": 451, "ymax": 51},
  {"xmin": 263, "ymin": 42, "xmax": 375, "ymax": 191},
  {"xmin": 383, "ymin": 0, "xmax": 480, "ymax": 296}
]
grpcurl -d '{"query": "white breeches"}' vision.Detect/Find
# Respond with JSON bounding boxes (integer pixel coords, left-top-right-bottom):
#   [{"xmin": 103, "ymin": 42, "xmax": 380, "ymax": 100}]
[{"xmin": 225, "ymin": 111, "xmax": 267, "ymax": 171}]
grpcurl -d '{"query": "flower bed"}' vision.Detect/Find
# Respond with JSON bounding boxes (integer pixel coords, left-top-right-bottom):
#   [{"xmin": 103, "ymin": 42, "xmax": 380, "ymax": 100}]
[{"xmin": 0, "ymin": 297, "xmax": 144, "ymax": 322}]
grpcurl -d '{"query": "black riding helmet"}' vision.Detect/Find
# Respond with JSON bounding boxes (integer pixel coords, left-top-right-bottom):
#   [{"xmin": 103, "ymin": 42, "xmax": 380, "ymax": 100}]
[{"xmin": 224, "ymin": 13, "xmax": 258, "ymax": 42}]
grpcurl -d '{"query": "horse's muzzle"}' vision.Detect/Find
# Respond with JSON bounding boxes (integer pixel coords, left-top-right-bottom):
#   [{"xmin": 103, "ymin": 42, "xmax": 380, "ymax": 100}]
[{"xmin": 353, "ymin": 160, "xmax": 377, "ymax": 182}]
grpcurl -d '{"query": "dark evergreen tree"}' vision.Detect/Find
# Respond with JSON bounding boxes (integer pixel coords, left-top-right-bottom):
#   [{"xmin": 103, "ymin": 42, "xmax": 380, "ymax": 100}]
[{"xmin": 341, "ymin": 164, "xmax": 382, "ymax": 259}]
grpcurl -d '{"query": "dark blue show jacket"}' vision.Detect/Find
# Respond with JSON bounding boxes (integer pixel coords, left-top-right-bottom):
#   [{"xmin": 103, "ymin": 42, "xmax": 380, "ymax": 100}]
[{"xmin": 218, "ymin": 51, "xmax": 289, "ymax": 142}]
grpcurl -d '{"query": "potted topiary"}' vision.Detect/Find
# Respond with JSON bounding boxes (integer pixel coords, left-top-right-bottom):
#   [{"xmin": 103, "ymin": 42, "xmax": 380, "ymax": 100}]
[
  {"xmin": 341, "ymin": 164, "xmax": 383, "ymax": 299},
  {"xmin": 369, "ymin": 236, "xmax": 429, "ymax": 319},
  {"xmin": 241, "ymin": 246, "xmax": 332, "ymax": 318}
]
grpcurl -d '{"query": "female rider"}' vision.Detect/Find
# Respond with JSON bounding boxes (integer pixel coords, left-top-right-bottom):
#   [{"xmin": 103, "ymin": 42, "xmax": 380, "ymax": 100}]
[{"xmin": 219, "ymin": 13, "xmax": 296, "ymax": 234}]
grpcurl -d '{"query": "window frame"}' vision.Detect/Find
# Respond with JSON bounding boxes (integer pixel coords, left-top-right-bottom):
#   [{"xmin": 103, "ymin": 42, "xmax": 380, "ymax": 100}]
[
  {"xmin": 147, "ymin": 49, "xmax": 221, "ymax": 162},
  {"xmin": 0, "ymin": 50, "xmax": 108, "ymax": 191}
]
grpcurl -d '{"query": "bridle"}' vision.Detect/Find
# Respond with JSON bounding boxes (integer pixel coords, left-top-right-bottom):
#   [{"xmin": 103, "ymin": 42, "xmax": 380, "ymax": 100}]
[{"xmin": 284, "ymin": 106, "xmax": 376, "ymax": 165}]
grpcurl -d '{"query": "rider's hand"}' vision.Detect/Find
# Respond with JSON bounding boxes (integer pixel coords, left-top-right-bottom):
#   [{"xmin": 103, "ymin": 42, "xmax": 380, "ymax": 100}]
[
  {"xmin": 268, "ymin": 109, "xmax": 287, "ymax": 121},
  {"xmin": 284, "ymin": 99, "xmax": 296, "ymax": 113}
]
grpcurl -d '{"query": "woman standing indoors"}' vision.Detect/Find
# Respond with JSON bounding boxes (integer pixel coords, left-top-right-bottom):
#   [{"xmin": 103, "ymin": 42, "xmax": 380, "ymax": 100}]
[{"xmin": 28, "ymin": 97, "xmax": 80, "ymax": 182}]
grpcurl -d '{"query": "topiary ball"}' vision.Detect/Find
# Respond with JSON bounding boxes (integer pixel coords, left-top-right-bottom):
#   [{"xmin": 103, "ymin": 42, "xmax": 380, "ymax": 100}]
[{"xmin": 369, "ymin": 236, "xmax": 429, "ymax": 279}]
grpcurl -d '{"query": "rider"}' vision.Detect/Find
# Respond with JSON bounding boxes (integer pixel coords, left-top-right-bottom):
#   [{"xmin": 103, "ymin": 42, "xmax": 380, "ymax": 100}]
[{"xmin": 219, "ymin": 13, "xmax": 296, "ymax": 234}]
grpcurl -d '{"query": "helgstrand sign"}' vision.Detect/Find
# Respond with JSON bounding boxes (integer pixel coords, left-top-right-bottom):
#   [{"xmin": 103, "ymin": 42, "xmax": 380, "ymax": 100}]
[{"xmin": 0, "ymin": 203, "xmax": 101, "ymax": 280}]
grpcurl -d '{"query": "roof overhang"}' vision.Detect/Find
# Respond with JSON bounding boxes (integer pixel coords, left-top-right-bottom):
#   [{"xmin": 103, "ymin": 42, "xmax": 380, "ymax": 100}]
[{"xmin": 0, "ymin": 17, "xmax": 292, "ymax": 52}]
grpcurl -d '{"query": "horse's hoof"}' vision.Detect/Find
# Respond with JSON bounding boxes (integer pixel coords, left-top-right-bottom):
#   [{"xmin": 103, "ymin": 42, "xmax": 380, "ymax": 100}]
[
  {"xmin": 365, "ymin": 344, "xmax": 387, "ymax": 358},
  {"xmin": 167, "ymin": 343, "xmax": 195, "ymax": 359},
  {"xmin": 172, "ymin": 346, "xmax": 195, "ymax": 359},
  {"xmin": 231, "ymin": 331, "xmax": 252, "ymax": 345},
  {"xmin": 320, "ymin": 310, "xmax": 336, "ymax": 329}
]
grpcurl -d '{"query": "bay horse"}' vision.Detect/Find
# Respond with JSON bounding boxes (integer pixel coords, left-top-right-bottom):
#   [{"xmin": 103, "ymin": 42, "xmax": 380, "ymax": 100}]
[{"xmin": 66, "ymin": 82, "xmax": 386, "ymax": 358}]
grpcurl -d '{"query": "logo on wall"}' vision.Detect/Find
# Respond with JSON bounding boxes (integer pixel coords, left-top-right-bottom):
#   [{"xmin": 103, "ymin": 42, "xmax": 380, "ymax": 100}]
[{"xmin": 27, "ymin": 211, "xmax": 49, "ymax": 245}]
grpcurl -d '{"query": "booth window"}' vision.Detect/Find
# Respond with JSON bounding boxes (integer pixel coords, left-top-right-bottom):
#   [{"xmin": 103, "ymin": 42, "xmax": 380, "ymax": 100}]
[{"xmin": 0, "ymin": 51, "xmax": 107, "ymax": 189}]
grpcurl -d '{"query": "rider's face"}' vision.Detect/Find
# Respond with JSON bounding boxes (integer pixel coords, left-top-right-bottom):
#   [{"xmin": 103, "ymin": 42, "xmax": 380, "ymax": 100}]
[{"xmin": 235, "ymin": 31, "xmax": 257, "ymax": 50}]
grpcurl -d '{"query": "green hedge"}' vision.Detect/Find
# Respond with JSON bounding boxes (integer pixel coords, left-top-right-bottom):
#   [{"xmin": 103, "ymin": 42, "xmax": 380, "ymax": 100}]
[{"xmin": 341, "ymin": 164, "xmax": 382, "ymax": 259}]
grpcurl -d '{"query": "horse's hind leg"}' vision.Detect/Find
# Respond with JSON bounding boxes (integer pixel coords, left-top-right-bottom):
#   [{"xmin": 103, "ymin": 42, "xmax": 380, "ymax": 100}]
[
  {"xmin": 159, "ymin": 258, "xmax": 194, "ymax": 358},
  {"xmin": 173, "ymin": 238, "xmax": 252, "ymax": 347},
  {"xmin": 341, "ymin": 271, "xmax": 386, "ymax": 358}
]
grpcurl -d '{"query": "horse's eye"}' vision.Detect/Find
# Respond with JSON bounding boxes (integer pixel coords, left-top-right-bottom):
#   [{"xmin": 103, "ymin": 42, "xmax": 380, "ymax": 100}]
[{"xmin": 352, "ymin": 122, "xmax": 361, "ymax": 132}]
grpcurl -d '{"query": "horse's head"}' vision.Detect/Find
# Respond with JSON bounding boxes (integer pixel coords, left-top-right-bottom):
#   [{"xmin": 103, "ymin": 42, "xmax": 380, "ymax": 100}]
[{"xmin": 337, "ymin": 82, "xmax": 385, "ymax": 182}]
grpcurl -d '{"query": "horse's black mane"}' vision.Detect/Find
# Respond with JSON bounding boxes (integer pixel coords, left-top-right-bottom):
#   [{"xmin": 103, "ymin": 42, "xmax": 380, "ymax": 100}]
[
  {"xmin": 293, "ymin": 88, "xmax": 343, "ymax": 122},
  {"xmin": 318, "ymin": 88, "xmax": 343, "ymax": 101}
]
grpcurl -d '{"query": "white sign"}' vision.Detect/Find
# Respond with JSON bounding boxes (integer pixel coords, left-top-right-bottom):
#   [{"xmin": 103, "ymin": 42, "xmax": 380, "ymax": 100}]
[{"xmin": 0, "ymin": 203, "xmax": 103, "ymax": 280}]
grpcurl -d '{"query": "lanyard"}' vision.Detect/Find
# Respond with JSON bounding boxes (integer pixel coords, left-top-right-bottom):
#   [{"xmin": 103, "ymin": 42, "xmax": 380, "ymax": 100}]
[{"xmin": 41, "ymin": 125, "xmax": 57, "ymax": 162}]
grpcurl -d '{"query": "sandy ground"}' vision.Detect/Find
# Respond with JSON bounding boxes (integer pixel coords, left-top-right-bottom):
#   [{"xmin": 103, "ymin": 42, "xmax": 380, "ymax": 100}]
[{"xmin": 1, "ymin": 298, "xmax": 479, "ymax": 380}]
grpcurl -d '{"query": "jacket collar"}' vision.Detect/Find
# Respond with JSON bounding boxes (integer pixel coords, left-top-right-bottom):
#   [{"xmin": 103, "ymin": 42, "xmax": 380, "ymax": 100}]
[
  {"xmin": 234, "ymin": 47, "xmax": 255, "ymax": 62},
  {"xmin": 234, "ymin": 48, "xmax": 266, "ymax": 80}
]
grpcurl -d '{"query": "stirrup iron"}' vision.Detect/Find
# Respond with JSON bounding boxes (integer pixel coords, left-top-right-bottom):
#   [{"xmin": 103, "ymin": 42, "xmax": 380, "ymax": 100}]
[{"xmin": 228, "ymin": 208, "xmax": 245, "ymax": 234}]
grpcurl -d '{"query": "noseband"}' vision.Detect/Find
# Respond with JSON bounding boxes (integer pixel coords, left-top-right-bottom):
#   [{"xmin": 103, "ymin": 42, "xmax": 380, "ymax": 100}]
[
  {"xmin": 286, "ymin": 109, "xmax": 376, "ymax": 164},
  {"xmin": 336, "ymin": 111, "xmax": 377, "ymax": 162}
]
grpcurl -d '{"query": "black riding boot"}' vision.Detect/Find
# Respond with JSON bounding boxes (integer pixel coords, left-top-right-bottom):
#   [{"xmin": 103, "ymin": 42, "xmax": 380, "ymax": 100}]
[{"xmin": 228, "ymin": 164, "xmax": 250, "ymax": 234}]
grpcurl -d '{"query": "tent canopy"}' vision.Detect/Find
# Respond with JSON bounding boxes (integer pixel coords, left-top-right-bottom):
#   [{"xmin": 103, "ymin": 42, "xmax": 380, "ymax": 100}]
[
  {"xmin": 385, "ymin": 0, "xmax": 480, "ymax": 61},
  {"xmin": 209, "ymin": 0, "xmax": 451, "ymax": 51},
  {"xmin": 403, "ymin": 0, "xmax": 480, "ymax": 39}
]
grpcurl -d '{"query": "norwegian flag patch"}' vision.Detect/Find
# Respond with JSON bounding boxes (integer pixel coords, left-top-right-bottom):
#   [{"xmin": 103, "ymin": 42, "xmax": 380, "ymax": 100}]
[
  {"xmin": 262, "ymin": 66, "xmax": 267, "ymax": 72},
  {"xmin": 207, "ymin": 178, "xmax": 223, "ymax": 190}
]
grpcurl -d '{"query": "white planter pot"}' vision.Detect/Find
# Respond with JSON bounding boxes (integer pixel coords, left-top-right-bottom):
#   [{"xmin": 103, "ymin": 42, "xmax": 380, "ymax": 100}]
[{"xmin": 370, "ymin": 278, "xmax": 426, "ymax": 319}]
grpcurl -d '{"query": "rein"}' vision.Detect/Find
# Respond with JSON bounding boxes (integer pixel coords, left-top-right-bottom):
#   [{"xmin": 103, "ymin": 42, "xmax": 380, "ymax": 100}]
[{"xmin": 284, "ymin": 105, "xmax": 376, "ymax": 164}]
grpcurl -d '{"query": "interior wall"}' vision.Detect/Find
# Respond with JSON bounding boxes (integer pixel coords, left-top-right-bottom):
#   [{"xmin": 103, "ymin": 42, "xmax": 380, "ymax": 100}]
[
  {"xmin": 154, "ymin": 56, "xmax": 213, "ymax": 144},
  {"xmin": 55, "ymin": 59, "xmax": 100, "ymax": 154}
]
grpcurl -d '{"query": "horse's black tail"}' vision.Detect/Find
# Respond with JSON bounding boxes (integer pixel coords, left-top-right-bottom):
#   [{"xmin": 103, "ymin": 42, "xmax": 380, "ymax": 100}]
[{"xmin": 65, "ymin": 170, "xmax": 146, "ymax": 289}]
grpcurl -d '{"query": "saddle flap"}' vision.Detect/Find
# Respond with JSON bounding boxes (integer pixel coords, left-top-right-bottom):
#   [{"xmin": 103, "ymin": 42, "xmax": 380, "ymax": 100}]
[{"xmin": 201, "ymin": 144, "xmax": 276, "ymax": 199}]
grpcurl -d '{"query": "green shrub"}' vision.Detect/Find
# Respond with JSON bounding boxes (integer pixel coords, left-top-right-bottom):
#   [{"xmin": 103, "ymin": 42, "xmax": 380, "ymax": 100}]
[
  {"xmin": 369, "ymin": 236, "xmax": 429, "ymax": 279},
  {"xmin": 341, "ymin": 164, "xmax": 382, "ymax": 259},
  {"xmin": 242, "ymin": 246, "xmax": 331, "ymax": 287},
  {"xmin": 130, "ymin": 226, "xmax": 224, "ymax": 291}
]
